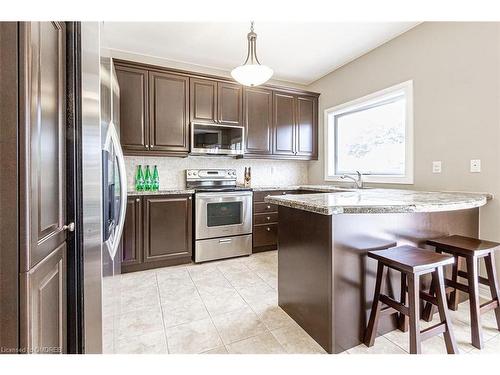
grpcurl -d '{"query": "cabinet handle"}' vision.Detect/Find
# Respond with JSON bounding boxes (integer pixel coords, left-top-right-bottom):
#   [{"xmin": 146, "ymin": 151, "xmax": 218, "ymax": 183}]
[
  {"xmin": 150, "ymin": 144, "xmax": 154, "ymax": 148},
  {"xmin": 266, "ymin": 216, "xmax": 270, "ymax": 220},
  {"xmin": 188, "ymin": 196, "xmax": 192, "ymax": 200},
  {"xmin": 136, "ymin": 198, "xmax": 140, "ymax": 202},
  {"xmin": 282, "ymin": 192, "xmax": 286, "ymax": 195},
  {"xmin": 145, "ymin": 145, "xmax": 149, "ymax": 149},
  {"xmin": 266, "ymin": 227, "xmax": 271, "ymax": 232},
  {"xmin": 267, "ymin": 205, "xmax": 271, "ymax": 209}
]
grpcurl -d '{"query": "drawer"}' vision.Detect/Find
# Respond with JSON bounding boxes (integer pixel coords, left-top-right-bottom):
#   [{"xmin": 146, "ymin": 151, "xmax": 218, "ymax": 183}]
[
  {"xmin": 254, "ymin": 202, "xmax": 278, "ymax": 214},
  {"xmin": 254, "ymin": 212, "xmax": 278, "ymax": 225},
  {"xmin": 253, "ymin": 190, "xmax": 297, "ymax": 202},
  {"xmin": 195, "ymin": 234, "xmax": 252, "ymax": 263},
  {"xmin": 253, "ymin": 224, "xmax": 278, "ymax": 248}
]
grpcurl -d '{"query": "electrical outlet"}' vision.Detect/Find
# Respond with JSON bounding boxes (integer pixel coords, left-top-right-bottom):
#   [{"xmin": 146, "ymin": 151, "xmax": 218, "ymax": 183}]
[
  {"xmin": 432, "ymin": 161, "xmax": 442, "ymax": 174},
  {"xmin": 470, "ymin": 159, "xmax": 481, "ymax": 173}
]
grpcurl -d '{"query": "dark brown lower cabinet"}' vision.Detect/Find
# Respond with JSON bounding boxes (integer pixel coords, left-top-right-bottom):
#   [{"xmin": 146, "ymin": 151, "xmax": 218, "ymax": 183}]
[
  {"xmin": 252, "ymin": 190, "xmax": 315, "ymax": 253},
  {"xmin": 121, "ymin": 194, "xmax": 193, "ymax": 273}
]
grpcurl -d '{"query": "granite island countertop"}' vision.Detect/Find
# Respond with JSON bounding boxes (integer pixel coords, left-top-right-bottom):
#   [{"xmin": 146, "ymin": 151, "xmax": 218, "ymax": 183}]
[{"xmin": 264, "ymin": 188, "xmax": 492, "ymax": 215}]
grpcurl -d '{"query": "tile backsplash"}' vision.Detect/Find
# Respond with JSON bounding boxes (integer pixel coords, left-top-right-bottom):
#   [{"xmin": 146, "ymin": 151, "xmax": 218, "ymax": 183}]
[{"xmin": 125, "ymin": 156, "xmax": 309, "ymax": 191}]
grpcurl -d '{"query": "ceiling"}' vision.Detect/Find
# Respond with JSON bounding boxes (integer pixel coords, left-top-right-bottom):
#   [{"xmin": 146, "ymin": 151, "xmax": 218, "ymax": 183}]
[{"xmin": 101, "ymin": 22, "xmax": 419, "ymax": 85}]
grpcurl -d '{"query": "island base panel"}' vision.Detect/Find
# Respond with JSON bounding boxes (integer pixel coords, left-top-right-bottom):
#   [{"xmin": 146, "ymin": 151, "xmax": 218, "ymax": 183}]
[{"xmin": 278, "ymin": 207, "xmax": 479, "ymax": 354}]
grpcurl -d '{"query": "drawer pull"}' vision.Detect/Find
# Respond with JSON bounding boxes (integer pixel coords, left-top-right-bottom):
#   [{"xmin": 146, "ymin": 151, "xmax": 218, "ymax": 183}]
[
  {"xmin": 135, "ymin": 198, "xmax": 140, "ymax": 202},
  {"xmin": 282, "ymin": 192, "xmax": 286, "ymax": 195},
  {"xmin": 266, "ymin": 227, "xmax": 271, "ymax": 232},
  {"xmin": 267, "ymin": 205, "xmax": 271, "ymax": 209},
  {"xmin": 266, "ymin": 216, "xmax": 270, "ymax": 220},
  {"xmin": 219, "ymin": 239, "xmax": 232, "ymax": 244}
]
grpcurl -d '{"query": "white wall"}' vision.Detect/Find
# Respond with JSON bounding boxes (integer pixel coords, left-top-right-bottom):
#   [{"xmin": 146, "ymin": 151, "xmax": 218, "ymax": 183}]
[{"xmin": 306, "ymin": 22, "xmax": 500, "ymax": 274}]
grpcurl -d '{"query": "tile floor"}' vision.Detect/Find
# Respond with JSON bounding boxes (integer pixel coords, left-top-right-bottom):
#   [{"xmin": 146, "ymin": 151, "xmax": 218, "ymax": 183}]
[{"xmin": 102, "ymin": 250, "xmax": 500, "ymax": 354}]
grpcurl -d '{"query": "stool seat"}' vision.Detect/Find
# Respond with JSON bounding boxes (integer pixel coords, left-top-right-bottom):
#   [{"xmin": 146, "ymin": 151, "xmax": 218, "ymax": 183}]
[
  {"xmin": 368, "ymin": 245, "xmax": 454, "ymax": 273},
  {"xmin": 428, "ymin": 235, "xmax": 500, "ymax": 257}
]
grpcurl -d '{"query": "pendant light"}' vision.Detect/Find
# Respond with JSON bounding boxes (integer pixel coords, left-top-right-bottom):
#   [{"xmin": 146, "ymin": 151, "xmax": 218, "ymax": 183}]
[{"xmin": 231, "ymin": 21, "xmax": 273, "ymax": 87}]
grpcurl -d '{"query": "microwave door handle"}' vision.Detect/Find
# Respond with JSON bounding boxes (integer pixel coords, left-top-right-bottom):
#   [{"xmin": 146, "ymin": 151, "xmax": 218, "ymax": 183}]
[{"xmin": 106, "ymin": 121, "xmax": 127, "ymax": 260}]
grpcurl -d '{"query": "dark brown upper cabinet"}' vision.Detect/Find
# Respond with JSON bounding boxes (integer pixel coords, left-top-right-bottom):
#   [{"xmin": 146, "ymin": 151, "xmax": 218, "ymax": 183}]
[
  {"xmin": 272, "ymin": 92, "xmax": 318, "ymax": 159},
  {"xmin": 143, "ymin": 195, "xmax": 192, "ymax": 264},
  {"xmin": 190, "ymin": 78, "xmax": 243, "ymax": 126},
  {"xmin": 273, "ymin": 92, "xmax": 296, "ymax": 156},
  {"xmin": 190, "ymin": 78, "xmax": 217, "ymax": 124},
  {"xmin": 218, "ymin": 82, "xmax": 243, "ymax": 125},
  {"xmin": 244, "ymin": 87, "xmax": 273, "ymax": 155},
  {"xmin": 115, "ymin": 64, "xmax": 149, "ymax": 152},
  {"xmin": 296, "ymin": 95, "xmax": 318, "ymax": 158},
  {"xmin": 149, "ymin": 71, "xmax": 189, "ymax": 153}
]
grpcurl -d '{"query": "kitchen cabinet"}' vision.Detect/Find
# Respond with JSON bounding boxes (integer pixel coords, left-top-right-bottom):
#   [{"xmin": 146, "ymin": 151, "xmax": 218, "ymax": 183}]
[
  {"xmin": 121, "ymin": 194, "xmax": 193, "ymax": 273},
  {"xmin": 121, "ymin": 196, "xmax": 142, "ymax": 268},
  {"xmin": 190, "ymin": 78, "xmax": 243, "ymax": 126},
  {"xmin": 149, "ymin": 71, "xmax": 189, "ymax": 153},
  {"xmin": 252, "ymin": 190, "xmax": 315, "ymax": 253},
  {"xmin": 115, "ymin": 64, "xmax": 149, "ymax": 152},
  {"xmin": 244, "ymin": 87, "xmax": 273, "ymax": 155},
  {"xmin": 113, "ymin": 59, "xmax": 318, "ymax": 160},
  {"xmin": 273, "ymin": 92, "xmax": 318, "ymax": 159}
]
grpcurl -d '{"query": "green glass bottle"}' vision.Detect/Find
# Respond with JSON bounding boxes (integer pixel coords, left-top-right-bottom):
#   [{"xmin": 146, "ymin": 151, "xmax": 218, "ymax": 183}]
[
  {"xmin": 135, "ymin": 165, "xmax": 144, "ymax": 191},
  {"xmin": 144, "ymin": 165, "xmax": 152, "ymax": 191},
  {"xmin": 152, "ymin": 165, "xmax": 159, "ymax": 191}
]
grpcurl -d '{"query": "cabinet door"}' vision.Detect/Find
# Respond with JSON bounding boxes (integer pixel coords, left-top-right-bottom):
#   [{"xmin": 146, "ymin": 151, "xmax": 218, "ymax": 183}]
[
  {"xmin": 149, "ymin": 71, "xmax": 189, "ymax": 152},
  {"xmin": 244, "ymin": 87, "xmax": 273, "ymax": 155},
  {"xmin": 121, "ymin": 197, "xmax": 142, "ymax": 268},
  {"xmin": 143, "ymin": 196, "xmax": 192, "ymax": 263},
  {"xmin": 115, "ymin": 65, "xmax": 149, "ymax": 152},
  {"xmin": 190, "ymin": 78, "xmax": 217, "ymax": 124},
  {"xmin": 23, "ymin": 244, "xmax": 66, "ymax": 353},
  {"xmin": 296, "ymin": 96, "xmax": 318, "ymax": 158},
  {"xmin": 218, "ymin": 82, "xmax": 242, "ymax": 125},
  {"xmin": 273, "ymin": 92, "xmax": 296, "ymax": 156}
]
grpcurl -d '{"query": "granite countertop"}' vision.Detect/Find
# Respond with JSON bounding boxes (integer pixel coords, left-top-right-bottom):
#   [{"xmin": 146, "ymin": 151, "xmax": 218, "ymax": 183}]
[
  {"xmin": 264, "ymin": 188, "xmax": 491, "ymax": 215},
  {"xmin": 127, "ymin": 189, "xmax": 195, "ymax": 196}
]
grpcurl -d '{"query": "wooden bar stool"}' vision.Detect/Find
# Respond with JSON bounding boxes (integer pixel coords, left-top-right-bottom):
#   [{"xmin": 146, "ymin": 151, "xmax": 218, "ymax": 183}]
[
  {"xmin": 422, "ymin": 235, "xmax": 500, "ymax": 349},
  {"xmin": 364, "ymin": 245, "xmax": 458, "ymax": 354}
]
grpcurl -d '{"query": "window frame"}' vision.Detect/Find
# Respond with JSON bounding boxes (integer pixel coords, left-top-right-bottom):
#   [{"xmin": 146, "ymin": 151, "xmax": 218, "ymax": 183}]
[{"xmin": 324, "ymin": 80, "xmax": 414, "ymax": 184}]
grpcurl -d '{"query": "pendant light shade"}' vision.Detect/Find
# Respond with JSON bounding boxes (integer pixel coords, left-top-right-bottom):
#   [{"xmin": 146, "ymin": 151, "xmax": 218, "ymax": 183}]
[{"xmin": 231, "ymin": 22, "xmax": 273, "ymax": 87}]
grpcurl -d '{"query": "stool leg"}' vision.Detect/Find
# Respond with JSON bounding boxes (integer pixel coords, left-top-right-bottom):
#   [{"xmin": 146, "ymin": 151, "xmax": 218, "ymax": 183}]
[
  {"xmin": 448, "ymin": 255, "xmax": 460, "ymax": 311},
  {"xmin": 407, "ymin": 273, "xmax": 422, "ymax": 354},
  {"xmin": 484, "ymin": 253, "xmax": 500, "ymax": 331},
  {"xmin": 398, "ymin": 272, "xmax": 409, "ymax": 332},
  {"xmin": 422, "ymin": 275, "xmax": 437, "ymax": 322},
  {"xmin": 466, "ymin": 255, "xmax": 483, "ymax": 349},
  {"xmin": 364, "ymin": 262, "xmax": 387, "ymax": 347},
  {"xmin": 434, "ymin": 267, "xmax": 459, "ymax": 354}
]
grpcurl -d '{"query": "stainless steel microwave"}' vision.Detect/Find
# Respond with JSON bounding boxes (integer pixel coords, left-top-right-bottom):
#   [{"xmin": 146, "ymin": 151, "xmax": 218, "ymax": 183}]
[{"xmin": 190, "ymin": 122, "xmax": 245, "ymax": 156}]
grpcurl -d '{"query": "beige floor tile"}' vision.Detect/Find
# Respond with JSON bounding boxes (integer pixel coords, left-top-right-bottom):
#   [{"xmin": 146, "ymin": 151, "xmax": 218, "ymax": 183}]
[
  {"xmin": 200, "ymin": 346, "xmax": 228, "ymax": 354},
  {"xmin": 224, "ymin": 270, "xmax": 266, "ymax": 288},
  {"xmin": 270, "ymin": 323, "xmax": 326, "ymax": 354},
  {"xmin": 236, "ymin": 281, "xmax": 278, "ymax": 309},
  {"xmin": 200, "ymin": 288, "xmax": 248, "ymax": 316},
  {"xmin": 216, "ymin": 260, "xmax": 250, "ymax": 276},
  {"xmin": 251, "ymin": 304, "xmax": 295, "ymax": 331},
  {"xmin": 187, "ymin": 263, "xmax": 223, "ymax": 281},
  {"xmin": 158, "ymin": 280, "xmax": 198, "ymax": 305},
  {"xmin": 116, "ymin": 306, "xmax": 164, "ymax": 340},
  {"xmin": 166, "ymin": 318, "xmax": 222, "ymax": 354},
  {"xmin": 211, "ymin": 306, "xmax": 268, "ymax": 344},
  {"xmin": 194, "ymin": 274, "xmax": 234, "ymax": 296},
  {"xmin": 347, "ymin": 336, "xmax": 406, "ymax": 354},
  {"xmin": 156, "ymin": 267, "xmax": 192, "ymax": 284},
  {"xmin": 449, "ymin": 316, "xmax": 497, "ymax": 353},
  {"xmin": 469, "ymin": 334, "xmax": 500, "ymax": 354},
  {"xmin": 161, "ymin": 293, "xmax": 210, "ymax": 328},
  {"xmin": 383, "ymin": 328, "xmax": 455, "ymax": 354},
  {"xmin": 119, "ymin": 284, "xmax": 160, "ymax": 314},
  {"xmin": 120, "ymin": 270, "xmax": 157, "ymax": 289},
  {"xmin": 115, "ymin": 330, "xmax": 168, "ymax": 354},
  {"xmin": 226, "ymin": 332, "xmax": 285, "ymax": 354}
]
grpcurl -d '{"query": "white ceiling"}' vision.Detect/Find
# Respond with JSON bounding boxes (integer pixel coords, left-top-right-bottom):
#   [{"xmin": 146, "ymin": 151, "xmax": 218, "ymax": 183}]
[{"xmin": 101, "ymin": 22, "xmax": 419, "ymax": 85}]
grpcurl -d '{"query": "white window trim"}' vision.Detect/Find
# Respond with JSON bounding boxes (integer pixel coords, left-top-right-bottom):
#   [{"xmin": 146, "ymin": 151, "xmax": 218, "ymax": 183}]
[{"xmin": 324, "ymin": 80, "xmax": 414, "ymax": 185}]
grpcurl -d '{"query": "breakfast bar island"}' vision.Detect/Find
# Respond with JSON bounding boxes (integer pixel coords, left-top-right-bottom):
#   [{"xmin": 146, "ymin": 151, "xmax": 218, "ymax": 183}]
[{"xmin": 265, "ymin": 189, "xmax": 491, "ymax": 354}]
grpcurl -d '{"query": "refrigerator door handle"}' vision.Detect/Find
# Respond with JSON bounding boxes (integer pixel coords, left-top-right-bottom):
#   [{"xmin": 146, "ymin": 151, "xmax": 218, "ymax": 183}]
[{"xmin": 103, "ymin": 121, "xmax": 127, "ymax": 259}]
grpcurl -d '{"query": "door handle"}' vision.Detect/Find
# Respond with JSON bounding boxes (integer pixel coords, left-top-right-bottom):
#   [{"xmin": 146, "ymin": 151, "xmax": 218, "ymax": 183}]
[
  {"xmin": 266, "ymin": 227, "xmax": 271, "ymax": 232},
  {"xmin": 63, "ymin": 222, "xmax": 75, "ymax": 232}
]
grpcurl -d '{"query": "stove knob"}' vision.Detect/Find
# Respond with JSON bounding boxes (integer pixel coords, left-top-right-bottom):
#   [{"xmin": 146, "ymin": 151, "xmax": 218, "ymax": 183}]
[{"xmin": 187, "ymin": 171, "xmax": 192, "ymax": 176}]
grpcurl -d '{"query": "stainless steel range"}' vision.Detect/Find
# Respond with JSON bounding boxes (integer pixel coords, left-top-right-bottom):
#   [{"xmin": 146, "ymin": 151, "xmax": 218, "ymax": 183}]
[{"xmin": 186, "ymin": 169, "xmax": 252, "ymax": 263}]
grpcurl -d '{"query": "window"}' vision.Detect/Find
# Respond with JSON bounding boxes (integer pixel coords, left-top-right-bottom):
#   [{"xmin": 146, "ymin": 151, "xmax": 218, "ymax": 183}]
[{"xmin": 324, "ymin": 81, "xmax": 413, "ymax": 184}]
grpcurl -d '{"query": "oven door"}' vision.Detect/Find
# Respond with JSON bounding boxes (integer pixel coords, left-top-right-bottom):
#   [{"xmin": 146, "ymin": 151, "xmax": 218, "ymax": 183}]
[{"xmin": 195, "ymin": 191, "xmax": 252, "ymax": 239}]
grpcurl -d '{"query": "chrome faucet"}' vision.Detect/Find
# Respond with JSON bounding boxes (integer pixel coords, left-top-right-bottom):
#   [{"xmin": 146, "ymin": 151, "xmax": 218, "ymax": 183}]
[{"xmin": 340, "ymin": 171, "xmax": 364, "ymax": 189}]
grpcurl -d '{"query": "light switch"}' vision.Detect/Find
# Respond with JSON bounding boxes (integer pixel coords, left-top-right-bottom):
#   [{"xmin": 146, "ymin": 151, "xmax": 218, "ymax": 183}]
[
  {"xmin": 470, "ymin": 159, "xmax": 481, "ymax": 173},
  {"xmin": 432, "ymin": 161, "xmax": 442, "ymax": 174}
]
